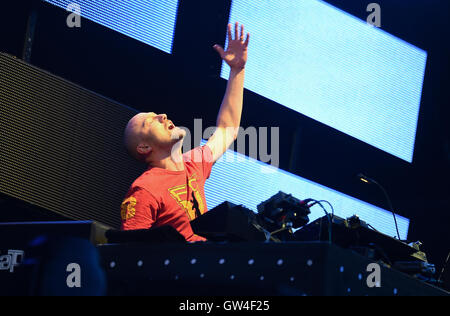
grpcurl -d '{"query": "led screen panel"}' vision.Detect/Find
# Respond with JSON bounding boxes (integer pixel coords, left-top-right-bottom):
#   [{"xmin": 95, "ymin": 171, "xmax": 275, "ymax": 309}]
[
  {"xmin": 44, "ymin": 0, "xmax": 179, "ymax": 54},
  {"xmin": 221, "ymin": 0, "xmax": 427, "ymax": 162}
]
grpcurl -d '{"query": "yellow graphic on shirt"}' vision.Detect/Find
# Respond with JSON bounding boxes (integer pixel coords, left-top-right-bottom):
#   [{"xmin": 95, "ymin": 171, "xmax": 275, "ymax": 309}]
[
  {"xmin": 121, "ymin": 196, "xmax": 137, "ymax": 220},
  {"xmin": 168, "ymin": 175, "xmax": 205, "ymax": 221}
]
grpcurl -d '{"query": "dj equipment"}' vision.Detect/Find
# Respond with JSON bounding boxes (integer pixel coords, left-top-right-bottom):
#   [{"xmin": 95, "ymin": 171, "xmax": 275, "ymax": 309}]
[
  {"xmin": 293, "ymin": 214, "xmax": 441, "ymax": 284},
  {"xmin": 191, "ymin": 197, "xmax": 443, "ymax": 289},
  {"xmin": 294, "ymin": 215, "xmax": 421, "ymax": 263},
  {"xmin": 191, "ymin": 193, "xmax": 312, "ymax": 243},
  {"xmin": 0, "ymin": 219, "xmax": 448, "ymax": 296},
  {"xmin": 191, "ymin": 202, "xmax": 268, "ymax": 242},
  {"xmin": 256, "ymin": 192, "xmax": 311, "ymax": 241},
  {"xmin": 257, "ymin": 191, "xmax": 311, "ymax": 229}
]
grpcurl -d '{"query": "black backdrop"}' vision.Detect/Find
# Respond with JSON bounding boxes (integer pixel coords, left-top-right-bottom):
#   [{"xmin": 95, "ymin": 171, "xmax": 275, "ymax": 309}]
[{"xmin": 1, "ymin": 0, "xmax": 449, "ymax": 287}]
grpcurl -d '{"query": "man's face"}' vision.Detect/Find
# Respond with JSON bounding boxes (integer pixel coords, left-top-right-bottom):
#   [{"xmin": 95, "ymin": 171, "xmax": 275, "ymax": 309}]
[
  {"xmin": 124, "ymin": 112, "xmax": 186, "ymax": 162},
  {"xmin": 137, "ymin": 112, "xmax": 185, "ymax": 150}
]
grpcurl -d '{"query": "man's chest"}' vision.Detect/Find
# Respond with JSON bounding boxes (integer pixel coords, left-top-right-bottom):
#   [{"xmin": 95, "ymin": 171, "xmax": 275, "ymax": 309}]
[{"xmin": 155, "ymin": 172, "xmax": 207, "ymax": 221}]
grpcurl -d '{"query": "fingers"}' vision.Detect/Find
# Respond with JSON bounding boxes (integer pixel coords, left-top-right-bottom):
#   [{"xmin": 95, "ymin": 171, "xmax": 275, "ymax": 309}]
[
  {"xmin": 213, "ymin": 44, "xmax": 225, "ymax": 58},
  {"xmin": 227, "ymin": 24, "xmax": 232, "ymax": 42},
  {"xmin": 226, "ymin": 22, "xmax": 249, "ymax": 46},
  {"xmin": 244, "ymin": 32, "xmax": 250, "ymax": 47}
]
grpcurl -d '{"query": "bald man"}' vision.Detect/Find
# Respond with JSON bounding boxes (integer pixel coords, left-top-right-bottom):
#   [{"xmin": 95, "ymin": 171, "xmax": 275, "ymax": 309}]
[{"xmin": 120, "ymin": 23, "xmax": 249, "ymax": 242}]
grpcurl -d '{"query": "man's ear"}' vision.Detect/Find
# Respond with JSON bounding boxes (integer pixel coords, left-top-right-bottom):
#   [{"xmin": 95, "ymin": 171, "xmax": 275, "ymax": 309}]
[{"xmin": 136, "ymin": 143, "xmax": 152, "ymax": 155}]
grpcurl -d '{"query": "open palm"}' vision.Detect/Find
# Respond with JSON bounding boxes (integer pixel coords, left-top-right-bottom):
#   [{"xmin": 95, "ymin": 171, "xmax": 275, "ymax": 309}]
[{"xmin": 214, "ymin": 22, "xmax": 249, "ymax": 70}]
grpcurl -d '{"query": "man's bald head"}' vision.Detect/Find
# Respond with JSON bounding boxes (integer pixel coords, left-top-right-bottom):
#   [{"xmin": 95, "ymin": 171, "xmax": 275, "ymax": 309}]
[{"xmin": 124, "ymin": 113, "xmax": 149, "ymax": 162}]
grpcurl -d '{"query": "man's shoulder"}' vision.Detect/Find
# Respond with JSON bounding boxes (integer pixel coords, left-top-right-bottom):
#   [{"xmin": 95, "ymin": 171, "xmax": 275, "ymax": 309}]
[{"xmin": 130, "ymin": 170, "xmax": 160, "ymax": 194}]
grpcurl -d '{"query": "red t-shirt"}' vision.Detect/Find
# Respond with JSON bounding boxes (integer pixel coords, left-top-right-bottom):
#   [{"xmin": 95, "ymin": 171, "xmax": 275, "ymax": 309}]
[{"xmin": 120, "ymin": 145, "xmax": 214, "ymax": 242}]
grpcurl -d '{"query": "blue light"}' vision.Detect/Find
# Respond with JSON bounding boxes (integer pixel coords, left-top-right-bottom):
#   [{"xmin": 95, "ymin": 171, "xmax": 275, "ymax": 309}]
[
  {"xmin": 44, "ymin": 0, "xmax": 179, "ymax": 54},
  {"xmin": 222, "ymin": 0, "xmax": 427, "ymax": 162},
  {"xmin": 203, "ymin": 142, "xmax": 409, "ymax": 240}
]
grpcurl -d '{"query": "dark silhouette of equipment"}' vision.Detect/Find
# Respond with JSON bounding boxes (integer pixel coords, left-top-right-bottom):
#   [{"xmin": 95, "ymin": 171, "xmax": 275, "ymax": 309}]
[
  {"xmin": 190, "ymin": 202, "xmax": 268, "ymax": 242},
  {"xmin": 256, "ymin": 192, "xmax": 311, "ymax": 241}
]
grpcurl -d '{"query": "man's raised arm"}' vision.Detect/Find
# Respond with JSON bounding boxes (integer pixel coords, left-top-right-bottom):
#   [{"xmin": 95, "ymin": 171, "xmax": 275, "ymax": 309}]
[{"xmin": 206, "ymin": 22, "xmax": 249, "ymax": 163}]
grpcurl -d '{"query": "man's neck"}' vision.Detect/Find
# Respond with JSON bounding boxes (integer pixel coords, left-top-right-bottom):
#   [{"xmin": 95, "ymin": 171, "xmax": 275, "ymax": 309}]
[{"xmin": 147, "ymin": 140, "xmax": 185, "ymax": 172}]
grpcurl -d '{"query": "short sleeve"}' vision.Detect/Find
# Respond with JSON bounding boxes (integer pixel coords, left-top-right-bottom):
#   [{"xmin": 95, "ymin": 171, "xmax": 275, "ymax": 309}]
[{"xmin": 120, "ymin": 187, "xmax": 159, "ymax": 231}]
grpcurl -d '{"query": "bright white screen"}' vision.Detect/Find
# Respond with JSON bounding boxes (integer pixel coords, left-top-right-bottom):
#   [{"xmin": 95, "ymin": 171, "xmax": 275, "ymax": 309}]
[
  {"xmin": 221, "ymin": 0, "xmax": 427, "ymax": 162},
  {"xmin": 44, "ymin": 0, "xmax": 179, "ymax": 54}
]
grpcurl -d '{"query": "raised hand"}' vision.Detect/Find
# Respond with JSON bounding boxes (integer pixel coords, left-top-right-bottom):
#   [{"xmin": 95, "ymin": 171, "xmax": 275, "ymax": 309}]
[{"xmin": 213, "ymin": 22, "xmax": 249, "ymax": 70}]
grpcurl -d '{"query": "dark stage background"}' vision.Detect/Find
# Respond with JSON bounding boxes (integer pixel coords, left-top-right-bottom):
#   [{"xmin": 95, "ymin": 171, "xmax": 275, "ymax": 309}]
[{"xmin": 0, "ymin": 0, "xmax": 449, "ymax": 288}]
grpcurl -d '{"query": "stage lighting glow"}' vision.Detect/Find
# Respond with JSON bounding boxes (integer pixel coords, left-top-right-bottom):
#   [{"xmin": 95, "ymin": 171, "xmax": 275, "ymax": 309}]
[
  {"xmin": 203, "ymin": 142, "xmax": 410, "ymax": 240},
  {"xmin": 222, "ymin": 0, "xmax": 427, "ymax": 163},
  {"xmin": 44, "ymin": 0, "xmax": 179, "ymax": 54}
]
